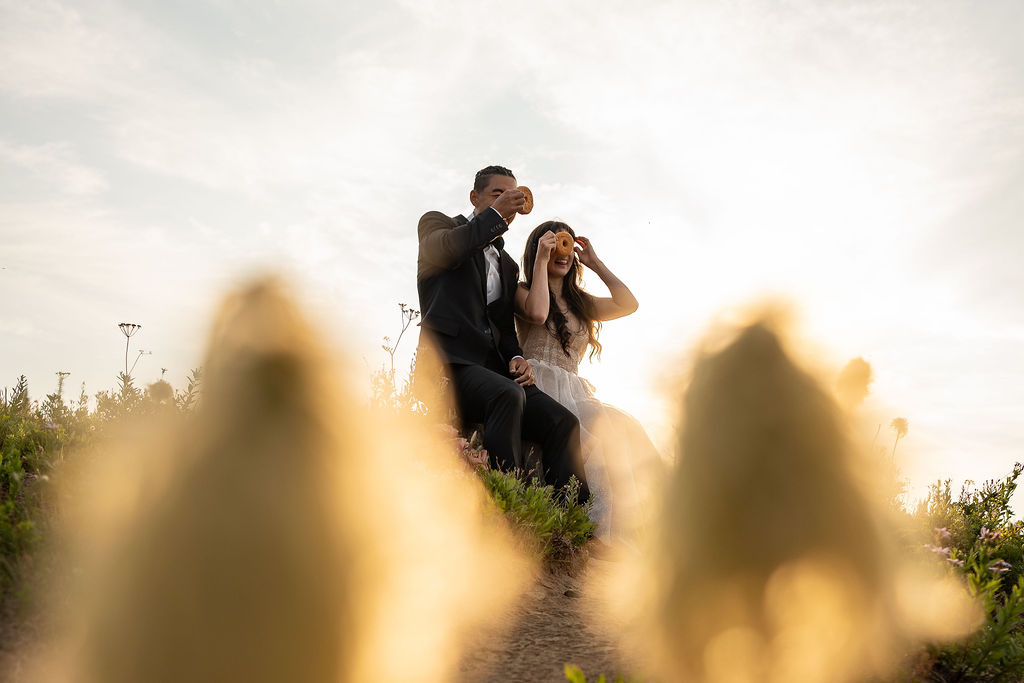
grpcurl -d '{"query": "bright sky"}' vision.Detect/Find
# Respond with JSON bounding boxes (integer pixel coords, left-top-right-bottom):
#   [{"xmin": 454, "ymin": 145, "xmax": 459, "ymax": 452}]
[{"xmin": 2, "ymin": 0, "xmax": 1022, "ymax": 506}]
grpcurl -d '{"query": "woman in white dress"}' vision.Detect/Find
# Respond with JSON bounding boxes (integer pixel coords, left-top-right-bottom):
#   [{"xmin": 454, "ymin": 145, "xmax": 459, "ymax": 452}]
[{"xmin": 514, "ymin": 221, "xmax": 659, "ymax": 544}]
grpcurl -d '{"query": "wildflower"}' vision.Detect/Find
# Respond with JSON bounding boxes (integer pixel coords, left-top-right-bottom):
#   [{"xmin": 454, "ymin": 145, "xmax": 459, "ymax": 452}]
[
  {"xmin": 989, "ymin": 559, "xmax": 1013, "ymax": 575},
  {"xmin": 948, "ymin": 558, "xmax": 965, "ymax": 568},
  {"xmin": 924, "ymin": 544, "xmax": 952, "ymax": 559},
  {"xmin": 889, "ymin": 417, "xmax": 908, "ymax": 459},
  {"xmin": 465, "ymin": 447, "xmax": 488, "ymax": 469},
  {"xmin": 934, "ymin": 527, "xmax": 952, "ymax": 544}
]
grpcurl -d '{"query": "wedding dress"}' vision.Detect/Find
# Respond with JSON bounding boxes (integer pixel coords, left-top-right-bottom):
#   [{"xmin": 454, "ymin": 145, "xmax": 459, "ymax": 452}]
[{"xmin": 518, "ymin": 313, "xmax": 658, "ymax": 543}]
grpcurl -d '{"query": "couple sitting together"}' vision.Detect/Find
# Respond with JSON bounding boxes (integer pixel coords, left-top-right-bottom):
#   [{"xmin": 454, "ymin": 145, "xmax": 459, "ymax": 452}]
[{"xmin": 416, "ymin": 165, "xmax": 659, "ymax": 543}]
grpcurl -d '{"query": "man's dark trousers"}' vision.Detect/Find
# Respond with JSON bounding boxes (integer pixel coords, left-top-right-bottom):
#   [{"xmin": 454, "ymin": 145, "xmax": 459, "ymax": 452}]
[{"xmin": 449, "ymin": 350, "xmax": 587, "ymax": 496}]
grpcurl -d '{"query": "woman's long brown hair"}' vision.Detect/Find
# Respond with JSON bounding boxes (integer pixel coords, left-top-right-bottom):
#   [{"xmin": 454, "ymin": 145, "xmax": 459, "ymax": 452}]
[{"xmin": 521, "ymin": 221, "xmax": 602, "ymax": 360}]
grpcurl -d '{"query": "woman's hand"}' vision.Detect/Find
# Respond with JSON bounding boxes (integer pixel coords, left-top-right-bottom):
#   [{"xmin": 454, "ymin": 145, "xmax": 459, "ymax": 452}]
[
  {"xmin": 537, "ymin": 231, "xmax": 557, "ymax": 262},
  {"xmin": 574, "ymin": 235, "xmax": 601, "ymax": 270},
  {"xmin": 509, "ymin": 357, "xmax": 536, "ymax": 386},
  {"xmin": 572, "ymin": 235, "xmax": 640, "ymax": 321}
]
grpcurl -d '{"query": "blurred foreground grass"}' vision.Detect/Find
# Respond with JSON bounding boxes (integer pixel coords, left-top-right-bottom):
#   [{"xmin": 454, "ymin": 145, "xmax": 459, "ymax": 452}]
[
  {"xmin": 0, "ymin": 364, "xmax": 594, "ymax": 622},
  {"xmin": 4, "ymin": 342, "xmax": 1024, "ymax": 681}
]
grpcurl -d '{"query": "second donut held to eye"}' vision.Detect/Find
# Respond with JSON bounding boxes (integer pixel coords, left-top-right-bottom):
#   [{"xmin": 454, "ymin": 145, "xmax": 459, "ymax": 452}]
[{"xmin": 552, "ymin": 232, "xmax": 574, "ymax": 259}]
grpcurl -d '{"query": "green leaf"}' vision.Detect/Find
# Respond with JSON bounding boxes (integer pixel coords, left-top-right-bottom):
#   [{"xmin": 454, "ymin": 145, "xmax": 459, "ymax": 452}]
[{"xmin": 564, "ymin": 663, "xmax": 587, "ymax": 683}]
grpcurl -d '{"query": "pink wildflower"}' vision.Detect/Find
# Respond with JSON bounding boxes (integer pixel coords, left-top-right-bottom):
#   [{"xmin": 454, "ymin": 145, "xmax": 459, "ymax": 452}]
[
  {"xmin": 464, "ymin": 447, "xmax": 488, "ymax": 469},
  {"xmin": 989, "ymin": 559, "xmax": 1013, "ymax": 575}
]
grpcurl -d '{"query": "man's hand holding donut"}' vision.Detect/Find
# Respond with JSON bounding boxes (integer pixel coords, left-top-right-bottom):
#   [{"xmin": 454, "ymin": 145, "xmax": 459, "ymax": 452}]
[
  {"xmin": 509, "ymin": 357, "xmax": 535, "ymax": 386},
  {"xmin": 491, "ymin": 188, "xmax": 526, "ymax": 224}
]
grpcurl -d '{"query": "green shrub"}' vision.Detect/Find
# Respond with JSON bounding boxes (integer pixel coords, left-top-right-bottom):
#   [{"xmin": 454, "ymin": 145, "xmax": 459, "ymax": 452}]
[
  {"xmin": 932, "ymin": 563, "xmax": 1024, "ymax": 680},
  {"xmin": 0, "ymin": 370, "xmax": 204, "ymax": 601},
  {"xmin": 477, "ymin": 468, "xmax": 594, "ymax": 572},
  {"xmin": 0, "ymin": 413, "xmax": 54, "ymax": 594},
  {"xmin": 911, "ymin": 463, "xmax": 1024, "ymax": 681}
]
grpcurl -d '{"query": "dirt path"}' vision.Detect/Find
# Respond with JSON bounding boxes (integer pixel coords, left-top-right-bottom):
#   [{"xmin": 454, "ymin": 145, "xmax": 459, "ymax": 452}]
[
  {"xmin": 0, "ymin": 600, "xmax": 41, "ymax": 683},
  {"xmin": 458, "ymin": 561, "xmax": 637, "ymax": 682},
  {"xmin": 1, "ymin": 562, "xmax": 639, "ymax": 683}
]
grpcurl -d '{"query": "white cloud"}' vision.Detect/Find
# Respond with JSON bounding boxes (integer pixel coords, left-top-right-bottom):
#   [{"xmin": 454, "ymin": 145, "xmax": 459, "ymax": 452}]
[
  {"xmin": 0, "ymin": 140, "xmax": 108, "ymax": 195},
  {"xmin": 0, "ymin": 0, "xmax": 156, "ymax": 100},
  {"xmin": 0, "ymin": 318, "xmax": 36, "ymax": 337}
]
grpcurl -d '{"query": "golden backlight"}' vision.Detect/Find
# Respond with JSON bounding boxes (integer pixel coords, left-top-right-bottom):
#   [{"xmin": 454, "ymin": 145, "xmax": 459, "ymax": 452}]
[{"xmin": 22, "ymin": 282, "xmax": 987, "ymax": 682}]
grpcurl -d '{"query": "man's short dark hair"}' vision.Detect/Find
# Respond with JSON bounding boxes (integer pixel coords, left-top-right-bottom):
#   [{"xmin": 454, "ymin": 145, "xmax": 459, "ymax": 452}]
[{"xmin": 474, "ymin": 165, "xmax": 515, "ymax": 193}]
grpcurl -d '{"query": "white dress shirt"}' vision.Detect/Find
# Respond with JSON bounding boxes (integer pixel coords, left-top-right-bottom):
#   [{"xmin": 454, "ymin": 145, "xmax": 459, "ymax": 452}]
[
  {"xmin": 469, "ymin": 207, "xmax": 504, "ymax": 304},
  {"xmin": 468, "ymin": 207, "xmax": 525, "ymax": 365}
]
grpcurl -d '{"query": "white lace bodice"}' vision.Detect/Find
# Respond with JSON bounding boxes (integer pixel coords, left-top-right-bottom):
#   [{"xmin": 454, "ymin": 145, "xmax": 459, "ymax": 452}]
[{"xmin": 517, "ymin": 311, "xmax": 589, "ymax": 375}]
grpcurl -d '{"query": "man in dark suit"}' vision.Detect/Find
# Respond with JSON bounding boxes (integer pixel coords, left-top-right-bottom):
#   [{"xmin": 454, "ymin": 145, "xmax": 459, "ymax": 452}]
[{"xmin": 417, "ymin": 165, "xmax": 589, "ymax": 500}]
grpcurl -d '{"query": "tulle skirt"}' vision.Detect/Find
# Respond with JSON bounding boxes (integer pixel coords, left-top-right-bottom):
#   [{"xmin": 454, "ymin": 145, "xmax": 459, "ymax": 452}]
[{"xmin": 528, "ymin": 359, "xmax": 659, "ymax": 544}]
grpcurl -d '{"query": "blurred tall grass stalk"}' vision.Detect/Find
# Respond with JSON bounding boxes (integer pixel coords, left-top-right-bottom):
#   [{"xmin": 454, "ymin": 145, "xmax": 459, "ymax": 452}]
[
  {"xmin": 16, "ymin": 278, "xmax": 528, "ymax": 682},
  {"xmin": 609, "ymin": 319, "xmax": 983, "ymax": 683}
]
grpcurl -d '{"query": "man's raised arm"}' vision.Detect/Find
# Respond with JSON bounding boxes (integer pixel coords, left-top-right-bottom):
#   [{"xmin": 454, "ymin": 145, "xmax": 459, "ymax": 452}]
[{"xmin": 417, "ymin": 209, "xmax": 506, "ymax": 274}]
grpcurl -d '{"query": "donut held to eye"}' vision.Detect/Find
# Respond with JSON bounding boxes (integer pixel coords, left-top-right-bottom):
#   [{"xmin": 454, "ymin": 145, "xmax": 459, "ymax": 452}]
[
  {"xmin": 551, "ymin": 232, "xmax": 575, "ymax": 261},
  {"xmin": 517, "ymin": 186, "xmax": 534, "ymax": 215}
]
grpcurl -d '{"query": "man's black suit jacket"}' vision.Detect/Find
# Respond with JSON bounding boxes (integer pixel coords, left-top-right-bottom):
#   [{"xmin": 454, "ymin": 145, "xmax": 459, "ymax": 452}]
[{"xmin": 416, "ymin": 209, "xmax": 524, "ymax": 368}]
